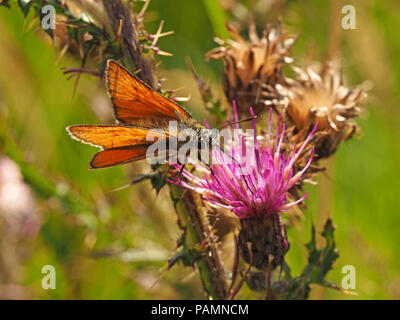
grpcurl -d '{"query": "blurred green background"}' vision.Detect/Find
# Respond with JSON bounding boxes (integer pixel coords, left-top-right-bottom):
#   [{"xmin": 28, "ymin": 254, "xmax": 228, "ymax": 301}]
[{"xmin": 0, "ymin": 0, "xmax": 399, "ymax": 299}]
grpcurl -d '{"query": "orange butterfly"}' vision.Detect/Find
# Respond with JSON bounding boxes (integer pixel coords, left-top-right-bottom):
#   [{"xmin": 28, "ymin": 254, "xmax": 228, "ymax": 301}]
[{"xmin": 67, "ymin": 60, "xmax": 204, "ymax": 169}]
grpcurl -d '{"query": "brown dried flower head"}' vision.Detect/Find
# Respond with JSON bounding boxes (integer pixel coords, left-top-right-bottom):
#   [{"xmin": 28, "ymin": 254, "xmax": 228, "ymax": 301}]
[
  {"xmin": 206, "ymin": 22, "xmax": 297, "ymax": 116},
  {"xmin": 282, "ymin": 61, "xmax": 367, "ymax": 158}
]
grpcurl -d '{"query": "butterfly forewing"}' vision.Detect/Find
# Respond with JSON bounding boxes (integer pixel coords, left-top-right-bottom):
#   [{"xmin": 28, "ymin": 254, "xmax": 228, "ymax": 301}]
[
  {"xmin": 67, "ymin": 125, "xmax": 170, "ymax": 169},
  {"xmin": 106, "ymin": 60, "xmax": 192, "ymax": 125},
  {"xmin": 67, "ymin": 125, "xmax": 168, "ymax": 149}
]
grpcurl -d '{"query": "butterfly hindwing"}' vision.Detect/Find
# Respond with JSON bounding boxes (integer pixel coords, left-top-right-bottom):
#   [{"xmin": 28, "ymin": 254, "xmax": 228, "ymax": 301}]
[{"xmin": 90, "ymin": 146, "xmax": 149, "ymax": 169}]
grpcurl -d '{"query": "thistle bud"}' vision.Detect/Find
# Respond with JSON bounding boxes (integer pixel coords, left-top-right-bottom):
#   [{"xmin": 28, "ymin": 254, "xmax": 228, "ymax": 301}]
[{"xmin": 238, "ymin": 213, "xmax": 289, "ymax": 270}]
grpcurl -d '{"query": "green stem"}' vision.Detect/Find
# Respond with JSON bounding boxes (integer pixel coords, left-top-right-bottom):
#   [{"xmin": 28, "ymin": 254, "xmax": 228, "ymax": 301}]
[{"xmin": 170, "ymin": 185, "xmax": 228, "ymax": 299}]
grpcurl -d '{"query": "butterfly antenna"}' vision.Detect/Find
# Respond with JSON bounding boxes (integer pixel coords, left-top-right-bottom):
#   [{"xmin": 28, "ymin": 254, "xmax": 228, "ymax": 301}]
[
  {"xmin": 109, "ymin": 183, "xmax": 132, "ymax": 192},
  {"xmin": 217, "ymin": 115, "xmax": 257, "ymax": 129}
]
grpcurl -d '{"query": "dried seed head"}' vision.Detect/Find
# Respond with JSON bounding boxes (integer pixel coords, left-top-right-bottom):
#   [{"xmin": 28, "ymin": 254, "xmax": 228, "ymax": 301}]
[
  {"xmin": 207, "ymin": 22, "xmax": 297, "ymax": 116},
  {"xmin": 282, "ymin": 61, "xmax": 368, "ymax": 158}
]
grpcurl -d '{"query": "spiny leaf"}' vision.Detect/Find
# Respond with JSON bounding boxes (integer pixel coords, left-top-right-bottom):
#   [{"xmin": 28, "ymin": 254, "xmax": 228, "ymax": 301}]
[
  {"xmin": 167, "ymin": 233, "xmax": 201, "ymax": 269},
  {"xmin": 276, "ymin": 219, "xmax": 340, "ymax": 300},
  {"xmin": 186, "ymin": 57, "xmax": 226, "ymax": 122},
  {"xmin": 0, "ymin": 0, "xmax": 11, "ymax": 9},
  {"xmin": 129, "ymin": 171, "xmax": 167, "ymax": 195}
]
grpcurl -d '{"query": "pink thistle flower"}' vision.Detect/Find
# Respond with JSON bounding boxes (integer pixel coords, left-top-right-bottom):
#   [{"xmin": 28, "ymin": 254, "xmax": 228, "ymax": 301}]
[{"xmin": 168, "ymin": 107, "xmax": 317, "ymax": 220}]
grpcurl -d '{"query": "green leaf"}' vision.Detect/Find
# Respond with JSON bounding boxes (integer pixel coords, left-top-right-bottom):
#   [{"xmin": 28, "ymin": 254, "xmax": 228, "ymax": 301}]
[{"xmin": 201, "ymin": 0, "xmax": 231, "ymax": 39}]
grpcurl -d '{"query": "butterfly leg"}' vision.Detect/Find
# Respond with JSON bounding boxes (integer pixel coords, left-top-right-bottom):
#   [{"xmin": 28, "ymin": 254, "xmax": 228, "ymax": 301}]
[
  {"xmin": 161, "ymin": 162, "xmax": 170, "ymax": 180},
  {"xmin": 178, "ymin": 159, "xmax": 187, "ymax": 181}
]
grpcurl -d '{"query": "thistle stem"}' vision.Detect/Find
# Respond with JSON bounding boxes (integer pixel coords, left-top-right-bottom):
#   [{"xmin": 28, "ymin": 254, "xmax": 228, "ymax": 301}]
[
  {"xmin": 102, "ymin": 0, "xmax": 155, "ymax": 87},
  {"xmin": 170, "ymin": 185, "xmax": 228, "ymax": 299},
  {"xmin": 101, "ymin": 0, "xmax": 228, "ymax": 299}
]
